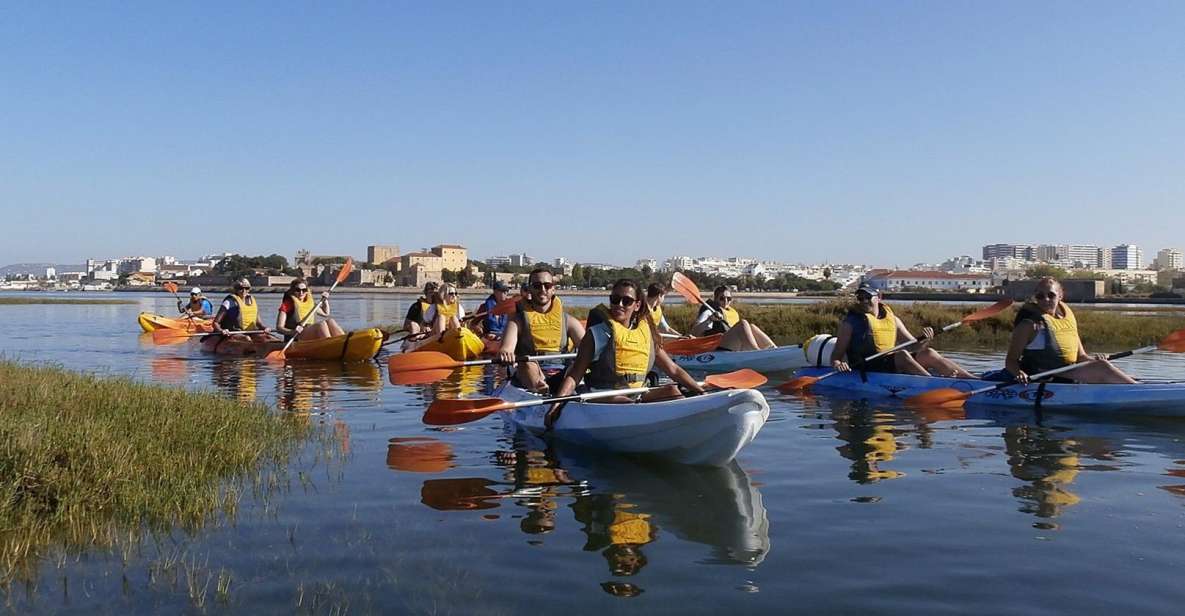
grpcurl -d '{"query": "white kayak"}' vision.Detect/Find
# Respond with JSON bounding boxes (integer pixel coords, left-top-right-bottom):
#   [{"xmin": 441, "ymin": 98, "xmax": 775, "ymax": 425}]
[
  {"xmin": 671, "ymin": 344, "xmax": 807, "ymax": 374},
  {"xmin": 495, "ymin": 382, "xmax": 770, "ymax": 466}
]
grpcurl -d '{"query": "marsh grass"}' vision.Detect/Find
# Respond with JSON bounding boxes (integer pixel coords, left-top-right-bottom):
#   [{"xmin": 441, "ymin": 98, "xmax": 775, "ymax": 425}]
[
  {"xmin": 0, "ymin": 297, "xmax": 135, "ymax": 305},
  {"xmin": 567, "ymin": 301, "xmax": 1185, "ymax": 351},
  {"xmin": 0, "ymin": 361, "xmax": 317, "ymax": 588}
]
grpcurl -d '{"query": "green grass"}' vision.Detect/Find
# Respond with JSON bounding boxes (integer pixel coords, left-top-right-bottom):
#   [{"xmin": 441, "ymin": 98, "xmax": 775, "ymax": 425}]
[
  {"xmin": 569, "ymin": 300, "xmax": 1185, "ymax": 351},
  {"xmin": 0, "ymin": 297, "xmax": 135, "ymax": 305},
  {"xmin": 0, "ymin": 361, "xmax": 317, "ymax": 586}
]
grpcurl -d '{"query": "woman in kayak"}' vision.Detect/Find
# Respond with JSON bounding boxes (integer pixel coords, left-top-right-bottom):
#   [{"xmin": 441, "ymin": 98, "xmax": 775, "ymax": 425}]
[
  {"xmin": 642, "ymin": 283, "xmax": 682, "ymax": 337},
  {"xmin": 275, "ymin": 278, "xmax": 345, "ymax": 342},
  {"xmin": 402, "ymin": 281, "xmax": 439, "ymax": 336},
  {"xmin": 830, "ymin": 283, "xmax": 975, "ymax": 378},
  {"xmin": 689, "ymin": 286, "xmax": 776, "ymax": 351},
  {"xmin": 424, "ymin": 282, "xmax": 465, "ymax": 334},
  {"xmin": 210, "ymin": 277, "xmax": 270, "ymax": 341},
  {"xmin": 178, "ymin": 287, "xmax": 214, "ymax": 318},
  {"xmin": 999, "ymin": 277, "xmax": 1136, "ymax": 384},
  {"xmin": 551, "ymin": 279, "xmax": 704, "ymax": 410}
]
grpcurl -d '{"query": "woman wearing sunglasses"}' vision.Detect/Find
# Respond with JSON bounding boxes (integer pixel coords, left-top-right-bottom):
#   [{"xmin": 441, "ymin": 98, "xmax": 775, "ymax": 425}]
[
  {"xmin": 552, "ymin": 279, "xmax": 704, "ymax": 409},
  {"xmin": 1000, "ymin": 277, "xmax": 1135, "ymax": 384},
  {"xmin": 689, "ymin": 286, "xmax": 776, "ymax": 352},
  {"xmin": 276, "ymin": 278, "xmax": 344, "ymax": 342},
  {"xmin": 210, "ymin": 277, "xmax": 270, "ymax": 341},
  {"xmin": 424, "ymin": 283, "xmax": 466, "ymax": 334}
]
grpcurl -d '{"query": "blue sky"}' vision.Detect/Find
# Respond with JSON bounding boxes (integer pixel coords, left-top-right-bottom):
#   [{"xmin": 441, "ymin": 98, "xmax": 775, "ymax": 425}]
[{"xmin": 2, "ymin": 1, "xmax": 1183, "ymax": 267}]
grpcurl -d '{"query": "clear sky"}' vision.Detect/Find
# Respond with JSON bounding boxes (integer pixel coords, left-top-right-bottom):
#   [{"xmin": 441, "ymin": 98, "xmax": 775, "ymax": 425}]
[{"xmin": 2, "ymin": 1, "xmax": 1183, "ymax": 267}]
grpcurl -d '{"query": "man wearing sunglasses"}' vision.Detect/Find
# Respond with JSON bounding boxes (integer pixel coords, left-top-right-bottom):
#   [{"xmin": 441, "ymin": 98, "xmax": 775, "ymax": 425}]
[
  {"xmin": 829, "ymin": 283, "xmax": 973, "ymax": 377},
  {"xmin": 178, "ymin": 287, "xmax": 214, "ymax": 318},
  {"xmin": 689, "ymin": 286, "xmax": 777, "ymax": 352},
  {"xmin": 498, "ymin": 268, "xmax": 586, "ymax": 393},
  {"xmin": 210, "ymin": 277, "xmax": 270, "ymax": 340},
  {"xmin": 997, "ymin": 277, "xmax": 1135, "ymax": 384}
]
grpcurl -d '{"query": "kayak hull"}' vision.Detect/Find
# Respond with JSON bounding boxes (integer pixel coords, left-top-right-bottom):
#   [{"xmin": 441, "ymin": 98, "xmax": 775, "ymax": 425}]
[
  {"xmin": 200, "ymin": 328, "xmax": 383, "ymax": 362},
  {"xmin": 792, "ymin": 366, "xmax": 1185, "ymax": 416},
  {"xmin": 138, "ymin": 312, "xmax": 213, "ymax": 333},
  {"xmin": 404, "ymin": 328, "xmax": 486, "ymax": 360},
  {"xmin": 496, "ymin": 383, "xmax": 769, "ymax": 466},
  {"xmin": 672, "ymin": 345, "xmax": 807, "ymax": 374}
]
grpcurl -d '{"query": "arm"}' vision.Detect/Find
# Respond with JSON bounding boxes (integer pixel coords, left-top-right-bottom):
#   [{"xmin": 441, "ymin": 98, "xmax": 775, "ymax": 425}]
[
  {"xmin": 654, "ymin": 348, "xmax": 704, "ymax": 394},
  {"xmin": 1004, "ymin": 321, "xmax": 1038, "ymax": 382},
  {"xmin": 553, "ymin": 334, "xmax": 597, "ymax": 398},
  {"xmin": 566, "ymin": 314, "xmax": 586, "ymax": 349},
  {"xmin": 275, "ymin": 302, "xmax": 294, "ymax": 336},
  {"xmin": 497, "ymin": 319, "xmax": 520, "ymax": 364},
  {"xmin": 894, "ymin": 317, "xmax": 934, "ymax": 352},
  {"xmin": 829, "ymin": 319, "xmax": 854, "ymax": 371},
  {"xmin": 211, "ymin": 305, "xmax": 229, "ymax": 333},
  {"xmin": 317, "ymin": 292, "xmax": 331, "ymax": 317},
  {"xmin": 657, "ymin": 315, "xmax": 680, "ymax": 336},
  {"xmin": 689, "ymin": 308, "xmax": 715, "ymax": 337}
]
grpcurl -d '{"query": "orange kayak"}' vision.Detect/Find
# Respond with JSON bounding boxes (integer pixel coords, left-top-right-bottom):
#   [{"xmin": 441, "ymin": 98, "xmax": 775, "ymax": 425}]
[
  {"xmin": 200, "ymin": 328, "xmax": 384, "ymax": 362},
  {"xmin": 138, "ymin": 312, "xmax": 214, "ymax": 333}
]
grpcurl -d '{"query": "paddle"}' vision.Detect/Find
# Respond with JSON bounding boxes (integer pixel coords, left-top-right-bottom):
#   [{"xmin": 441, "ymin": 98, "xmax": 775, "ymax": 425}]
[
  {"xmin": 422, "ymin": 368, "xmax": 767, "ymax": 426},
  {"xmin": 671, "ymin": 272, "xmax": 723, "ymax": 319},
  {"xmin": 906, "ymin": 328, "xmax": 1185, "ymax": 409},
  {"xmin": 264, "ymin": 258, "xmax": 353, "ymax": 362},
  {"xmin": 777, "ymin": 299, "xmax": 1014, "ymax": 393},
  {"xmin": 463, "ymin": 294, "xmax": 520, "ymax": 325},
  {"xmin": 388, "ymin": 351, "xmax": 578, "ymax": 385},
  {"xmin": 662, "ymin": 333, "xmax": 725, "ymax": 356}
]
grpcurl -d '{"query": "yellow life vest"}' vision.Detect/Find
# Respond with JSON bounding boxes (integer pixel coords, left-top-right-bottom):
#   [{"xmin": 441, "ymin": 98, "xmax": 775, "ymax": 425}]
[
  {"xmin": 437, "ymin": 300, "xmax": 460, "ymax": 320},
  {"xmin": 291, "ymin": 292, "xmax": 316, "ymax": 326},
  {"xmin": 863, "ymin": 304, "xmax": 898, "ymax": 352},
  {"xmin": 1041, "ymin": 303, "xmax": 1081, "ymax": 365},
  {"xmin": 226, "ymin": 293, "xmax": 258, "ymax": 330},
  {"xmin": 608, "ymin": 509, "xmax": 653, "ymax": 545},
  {"xmin": 722, "ymin": 306, "xmax": 740, "ymax": 328},
  {"xmin": 417, "ymin": 299, "xmax": 432, "ymax": 324},
  {"xmin": 517, "ymin": 297, "xmax": 568, "ymax": 354},
  {"xmin": 645, "ymin": 303, "xmax": 664, "ymax": 328},
  {"xmin": 588, "ymin": 319, "xmax": 655, "ymax": 389},
  {"xmin": 1020, "ymin": 302, "xmax": 1080, "ymax": 372}
]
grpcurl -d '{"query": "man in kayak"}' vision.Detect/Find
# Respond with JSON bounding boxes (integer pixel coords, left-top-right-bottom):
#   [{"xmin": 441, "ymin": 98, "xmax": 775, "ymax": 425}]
[
  {"xmin": 552, "ymin": 279, "xmax": 704, "ymax": 404},
  {"xmin": 178, "ymin": 287, "xmax": 214, "ymax": 318},
  {"xmin": 689, "ymin": 286, "xmax": 776, "ymax": 351},
  {"xmin": 275, "ymin": 278, "xmax": 345, "ymax": 342},
  {"xmin": 830, "ymin": 283, "xmax": 975, "ymax": 377},
  {"xmin": 998, "ymin": 277, "xmax": 1136, "ymax": 384},
  {"xmin": 642, "ymin": 283, "xmax": 682, "ymax": 337},
  {"xmin": 402, "ymin": 281, "xmax": 440, "ymax": 336},
  {"xmin": 472, "ymin": 280, "xmax": 511, "ymax": 341},
  {"xmin": 497, "ymin": 268, "xmax": 586, "ymax": 393},
  {"xmin": 210, "ymin": 277, "xmax": 270, "ymax": 341}
]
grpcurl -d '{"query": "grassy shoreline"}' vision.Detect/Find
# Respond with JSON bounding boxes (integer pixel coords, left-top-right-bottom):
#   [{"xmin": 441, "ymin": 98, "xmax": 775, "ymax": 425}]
[
  {"xmin": 0, "ymin": 297, "xmax": 136, "ymax": 305},
  {"xmin": 566, "ymin": 300, "xmax": 1185, "ymax": 350},
  {"xmin": 0, "ymin": 361, "xmax": 317, "ymax": 586}
]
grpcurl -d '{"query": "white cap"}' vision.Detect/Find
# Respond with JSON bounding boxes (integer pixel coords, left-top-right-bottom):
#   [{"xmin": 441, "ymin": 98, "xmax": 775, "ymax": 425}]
[{"xmin": 190, "ymin": 287, "xmax": 202, "ymax": 295}]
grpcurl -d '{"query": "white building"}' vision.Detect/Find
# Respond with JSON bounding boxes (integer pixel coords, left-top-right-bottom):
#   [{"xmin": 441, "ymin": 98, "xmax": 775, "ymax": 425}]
[
  {"xmin": 636, "ymin": 259, "xmax": 658, "ymax": 272},
  {"xmin": 553, "ymin": 257, "xmax": 568, "ymax": 268},
  {"xmin": 1111, "ymin": 244, "xmax": 1143, "ymax": 270},
  {"xmin": 485, "ymin": 256, "xmax": 511, "ymax": 268},
  {"xmin": 508, "ymin": 253, "xmax": 534, "ymax": 267},
  {"xmin": 864, "ymin": 270, "xmax": 993, "ymax": 292},
  {"xmin": 1154, "ymin": 248, "xmax": 1183, "ymax": 271}
]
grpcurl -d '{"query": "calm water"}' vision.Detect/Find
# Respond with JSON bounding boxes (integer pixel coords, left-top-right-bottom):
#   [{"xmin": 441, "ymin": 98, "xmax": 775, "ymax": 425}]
[{"xmin": 5, "ymin": 292, "xmax": 1185, "ymax": 613}]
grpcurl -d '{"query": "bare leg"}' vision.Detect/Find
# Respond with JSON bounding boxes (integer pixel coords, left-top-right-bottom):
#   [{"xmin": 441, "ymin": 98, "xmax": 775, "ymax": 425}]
[
  {"xmin": 640, "ymin": 384, "xmax": 683, "ymax": 402},
  {"xmin": 718, "ymin": 323, "xmax": 760, "ymax": 351},
  {"xmin": 914, "ymin": 348, "xmax": 976, "ymax": 378},
  {"xmin": 515, "ymin": 362, "xmax": 549, "ymax": 393},
  {"xmin": 1064, "ymin": 360, "xmax": 1138, "ymax": 384},
  {"xmin": 893, "ymin": 351, "xmax": 931, "ymax": 376},
  {"xmin": 325, "ymin": 318, "xmax": 346, "ymax": 337},
  {"xmin": 746, "ymin": 321, "xmax": 776, "ymax": 349}
]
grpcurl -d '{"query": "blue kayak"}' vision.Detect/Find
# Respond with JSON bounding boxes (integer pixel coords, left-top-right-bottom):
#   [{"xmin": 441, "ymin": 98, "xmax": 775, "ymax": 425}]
[{"xmin": 791, "ymin": 367, "xmax": 1185, "ymax": 417}]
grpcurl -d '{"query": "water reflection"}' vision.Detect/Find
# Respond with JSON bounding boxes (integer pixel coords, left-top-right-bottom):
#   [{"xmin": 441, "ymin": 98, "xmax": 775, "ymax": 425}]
[
  {"xmin": 1002, "ymin": 424, "xmax": 1083, "ymax": 523},
  {"xmin": 210, "ymin": 357, "xmax": 259, "ymax": 403},
  {"xmin": 275, "ymin": 361, "xmax": 383, "ymax": 413},
  {"xmin": 825, "ymin": 400, "xmax": 907, "ymax": 483},
  {"xmin": 395, "ymin": 436, "xmax": 770, "ymax": 596}
]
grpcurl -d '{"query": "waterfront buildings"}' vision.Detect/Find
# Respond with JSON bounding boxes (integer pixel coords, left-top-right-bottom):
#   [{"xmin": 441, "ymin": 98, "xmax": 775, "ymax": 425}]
[
  {"xmin": 1111, "ymin": 244, "xmax": 1143, "ymax": 270},
  {"xmin": 862, "ymin": 270, "xmax": 993, "ymax": 292},
  {"xmin": 367, "ymin": 244, "xmax": 400, "ymax": 266},
  {"xmin": 1154, "ymin": 248, "xmax": 1182, "ymax": 271}
]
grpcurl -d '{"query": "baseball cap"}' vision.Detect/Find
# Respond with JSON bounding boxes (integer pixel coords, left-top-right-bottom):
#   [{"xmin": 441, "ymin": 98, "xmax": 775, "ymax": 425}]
[
  {"xmin": 492, "ymin": 280, "xmax": 511, "ymax": 292},
  {"xmin": 190, "ymin": 287, "xmax": 202, "ymax": 295},
  {"xmin": 855, "ymin": 282, "xmax": 878, "ymax": 296}
]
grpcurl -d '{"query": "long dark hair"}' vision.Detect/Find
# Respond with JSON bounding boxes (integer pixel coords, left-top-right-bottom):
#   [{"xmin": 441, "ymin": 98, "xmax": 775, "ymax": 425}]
[{"xmin": 613, "ymin": 278, "xmax": 658, "ymax": 339}]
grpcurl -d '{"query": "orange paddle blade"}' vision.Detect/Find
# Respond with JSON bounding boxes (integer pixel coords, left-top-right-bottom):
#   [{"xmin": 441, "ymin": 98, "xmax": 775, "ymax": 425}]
[
  {"xmin": 961, "ymin": 299, "xmax": 1013, "ymax": 323},
  {"xmin": 905, "ymin": 388, "xmax": 971, "ymax": 409},
  {"xmin": 489, "ymin": 295, "xmax": 520, "ymax": 317},
  {"xmin": 163, "ymin": 282, "xmax": 179, "ymax": 294},
  {"xmin": 388, "ymin": 351, "xmax": 463, "ymax": 373},
  {"xmin": 389, "ymin": 368, "xmax": 455, "ymax": 386},
  {"xmin": 776, "ymin": 375, "xmax": 820, "ymax": 394},
  {"xmin": 423, "ymin": 397, "xmax": 513, "ymax": 426},
  {"xmin": 1157, "ymin": 328, "xmax": 1185, "ymax": 352},
  {"xmin": 662, "ymin": 334, "xmax": 723, "ymax": 356},
  {"xmin": 335, "ymin": 258, "xmax": 355, "ymax": 285},
  {"xmin": 263, "ymin": 350, "xmax": 286, "ymax": 362},
  {"xmin": 704, "ymin": 368, "xmax": 766, "ymax": 390},
  {"xmin": 670, "ymin": 272, "xmax": 705, "ymax": 305}
]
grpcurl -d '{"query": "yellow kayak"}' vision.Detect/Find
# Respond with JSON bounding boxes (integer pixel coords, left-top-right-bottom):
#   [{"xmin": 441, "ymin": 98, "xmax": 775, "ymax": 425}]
[
  {"xmin": 407, "ymin": 327, "xmax": 486, "ymax": 361},
  {"xmin": 201, "ymin": 328, "xmax": 384, "ymax": 362},
  {"xmin": 138, "ymin": 312, "xmax": 213, "ymax": 333}
]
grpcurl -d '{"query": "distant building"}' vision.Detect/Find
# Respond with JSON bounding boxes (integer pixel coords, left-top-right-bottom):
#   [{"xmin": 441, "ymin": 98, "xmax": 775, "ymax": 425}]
[
  {"xmin": 44, "ymin": 267, "xmax": 56, "ymax": 281},
  {"xmin": 486, "ymin": 256, "xmax": 511, "ymax": 268},
  {"xmin": 1154, "ymin": 248, "xmax": 1183, "ymax": 271},
  {"xmin": 508, "ymin": 253, "xmax": 533, "ymax": 267},
  {"xmin": 367, "ymin": 244, "xmax": 400, "ymax": 266},
  {"xmin": 636, "ymin": 259, "xmax": 658, "ymax": 272},
  {"xmin": 431, "ymin": 244, "xmax": 468, "ymax": 272},
  {"xmin": 863, "ymin": 270, "xmax": 993, "ymax": 292},
  {"xmin": 553, "ymin": 257, "xmax": 568, "ymax": 268},
  {"xmin": 1096, "ymin": 247, "xmax": 1113, "ymax": 270},
  {"xmin": 982, "ymin": 244, "xmax": 1035, "ymax": 261},
  {"xmin": 664, "ymin": 256, "xmax": 694, "ymax": 272},
  {"xmin": 1111, "ymin": 244, "xmax": 1143, "ymax": 270}
]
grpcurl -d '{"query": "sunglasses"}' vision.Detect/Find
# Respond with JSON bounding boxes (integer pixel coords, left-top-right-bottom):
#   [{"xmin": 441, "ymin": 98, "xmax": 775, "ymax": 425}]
[
  {"xmin": 718, "ymin": 296, "xmax": 733, "ymax": 302},
  {"xmin": 530, "ymin": 281, "xmax": 555, "ymax": 291},
  {"xmin": 1035, "ymin": 292, "xmax": 1058, "ymax": 300},
  {"xmin": 609, "ymin": 294, "xmax": 637, "ymax": 307},
  {"xmin": 297, "ymin": 287, "xmax": 308, "ymax": 292},
  {"xmin": 446, "ymin": 291, "xmax": 457, "ymax": 296},
  {"xmin": 235, "ymin": 286, "xmax": 251, "ymax": 291},
  {"xmin": 856, "ymin": 293, "xmax": 874, "ymax": 301}
]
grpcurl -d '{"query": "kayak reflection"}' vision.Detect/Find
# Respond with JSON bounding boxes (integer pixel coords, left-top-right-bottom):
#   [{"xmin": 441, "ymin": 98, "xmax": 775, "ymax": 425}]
[{"xmin": 275, "ymin": 361, "xmax": 382, "ymax": 413}]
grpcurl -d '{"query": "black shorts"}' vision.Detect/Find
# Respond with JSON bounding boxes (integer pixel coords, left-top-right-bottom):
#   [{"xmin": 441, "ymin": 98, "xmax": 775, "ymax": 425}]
[{"xmin": 855, "ymin": 351, "xmax": 915, "ymax": 374}]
